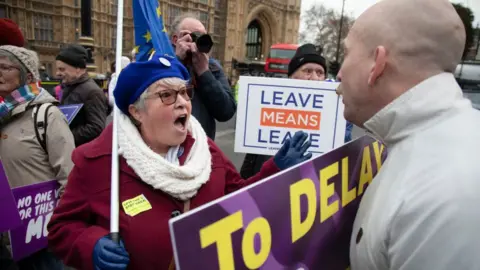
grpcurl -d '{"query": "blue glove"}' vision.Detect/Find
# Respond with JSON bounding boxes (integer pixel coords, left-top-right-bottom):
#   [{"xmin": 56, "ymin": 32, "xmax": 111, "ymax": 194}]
[
  {"xmin": 93, "ymin": 236, "xmax": 130, "ymax": 270},
  {"xmin": 273, "ymin": 131, "xmax": 313, "ymax": 170}
]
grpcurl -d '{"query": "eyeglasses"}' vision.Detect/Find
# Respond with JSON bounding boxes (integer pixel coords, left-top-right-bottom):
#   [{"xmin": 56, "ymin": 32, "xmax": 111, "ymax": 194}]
[
  {"xmin": 0, "ymin": 64, "xmax": 19, "ymax": 73},
  {"xmin": 147, "ymin": 86, "xmax": 194, "ymax": 105}
]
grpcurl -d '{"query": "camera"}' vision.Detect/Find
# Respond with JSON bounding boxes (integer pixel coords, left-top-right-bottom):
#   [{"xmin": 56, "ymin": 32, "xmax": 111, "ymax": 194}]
[{"xmin": 189, "ymin": 32, "xmax": 213, "ymax": 54}]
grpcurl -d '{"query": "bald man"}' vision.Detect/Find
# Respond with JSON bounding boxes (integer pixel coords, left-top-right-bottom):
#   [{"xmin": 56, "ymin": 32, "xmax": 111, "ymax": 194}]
[
  {"xmin": 170, "ymin": 14, "xmax": 236, "ymax": 140},
  {"xmin": 337, "ymin": 0, "xmax": 480, "ymax": 269}
]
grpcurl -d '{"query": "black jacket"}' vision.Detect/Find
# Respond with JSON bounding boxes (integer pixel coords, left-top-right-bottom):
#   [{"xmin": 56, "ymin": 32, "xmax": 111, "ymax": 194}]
[
  {"xmin": 0, "ymin": 234, "xmax": 17, "ymax": 270},
  {"xmin": 240, "ymin": 154, "xmax": 272, "ymax": 179},
  {"xmin": 190, "ymin": 58, "xmax": 236, "ymax": 140},
  {"xmin": 60, "ymin": 74, "xmax": 107, "ymax": 146}
]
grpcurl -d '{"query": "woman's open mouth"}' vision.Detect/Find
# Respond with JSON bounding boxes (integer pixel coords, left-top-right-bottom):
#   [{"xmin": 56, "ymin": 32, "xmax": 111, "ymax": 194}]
[{"xmin": 174, "ymin": 114, "xmax": 188, "ymax": 131}]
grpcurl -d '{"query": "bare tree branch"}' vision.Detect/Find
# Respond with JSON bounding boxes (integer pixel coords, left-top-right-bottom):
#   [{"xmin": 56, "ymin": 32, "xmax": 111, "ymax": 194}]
[{"xmin": 300, "ymin": 4, "xmax": 355, "ymax": 63}]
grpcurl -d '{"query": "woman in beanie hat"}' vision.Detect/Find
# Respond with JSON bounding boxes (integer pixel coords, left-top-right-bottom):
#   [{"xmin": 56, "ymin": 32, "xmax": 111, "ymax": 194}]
[
  {"xmin": 0, "ymin": 45, "xmax": 75, "ymax": 269},
  {"xmin": 48, "ymin": 53, "xmax": 313, "ymax": 270}
]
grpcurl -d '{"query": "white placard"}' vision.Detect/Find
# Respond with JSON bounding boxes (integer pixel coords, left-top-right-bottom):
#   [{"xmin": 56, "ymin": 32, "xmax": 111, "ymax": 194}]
[{"xmin": 234, "ymin": 76, "xmax": 347, "ymax": 156}]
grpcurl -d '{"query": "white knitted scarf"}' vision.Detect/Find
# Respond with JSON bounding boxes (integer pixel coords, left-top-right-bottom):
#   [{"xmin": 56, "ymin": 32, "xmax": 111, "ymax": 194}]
[{"xmin": 117, "ymin": 113, "xmax": 212, "ymax": 201}]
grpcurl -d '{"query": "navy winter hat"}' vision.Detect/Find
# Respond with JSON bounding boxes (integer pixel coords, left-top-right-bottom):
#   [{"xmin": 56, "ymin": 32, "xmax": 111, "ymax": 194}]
[
  {"xmin": 56, "ymin": 44, "xmax": 88, "ymax": 68},
  {"xmin": 113, "ymin": 53, "xmax": 190, "ymax": 116},
  {"xmin": 288, "ymin": 43, "xmax": 327, "ymax": 77}
]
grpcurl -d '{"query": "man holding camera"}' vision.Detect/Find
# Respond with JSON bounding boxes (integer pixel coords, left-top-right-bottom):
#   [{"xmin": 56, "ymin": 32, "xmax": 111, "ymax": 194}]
[{"xmin": 170, "ymin": 14, "xmax": 236, "ymax": 140}]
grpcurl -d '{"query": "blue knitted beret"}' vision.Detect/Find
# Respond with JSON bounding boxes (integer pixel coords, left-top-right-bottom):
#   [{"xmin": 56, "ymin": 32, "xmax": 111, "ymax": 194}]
[{"xmin": 113, "ymin": 53, "xmax": 190, "ymax": 115}]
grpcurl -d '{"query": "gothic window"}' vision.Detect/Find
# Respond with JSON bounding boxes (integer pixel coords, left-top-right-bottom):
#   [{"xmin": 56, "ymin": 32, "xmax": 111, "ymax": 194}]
[
  {"xmin": 111, "ymin": 2, "xmax": 117, "ymax": 15},
  {"xmin": 211, "ymin": 45, "xmax": 218, "ymax": 59},
  {"xmin": 75, "ymin": 19, "xmax": 80, "ymax": 40},
  {"xmin": 199, "ymin": 11, "xmax": 209, "ymax": 29},
  {"xmin": 34, "ymin": 15, "xmax": 54, "ymax": 41},
  {"xmin": 112, "ymin": 26, "xmax": 116, "ymax": 49},
  {"xmin": 245, "ymin": 20, "xmax": 262, "ymax": 60},
  {"xmin": 167, "ymin": 5, "xmax": 182, "ymax": 28},
  {"xmin": 0, "ymin": 5, "xmax": 6, "ymax": 18},
  {"xmin": 214, "ymin": 18, "xmax": 221, "ymax": 36},
  {"xmin": 46, "ymin": 63, "xmax": 53, "ymax": 76}
]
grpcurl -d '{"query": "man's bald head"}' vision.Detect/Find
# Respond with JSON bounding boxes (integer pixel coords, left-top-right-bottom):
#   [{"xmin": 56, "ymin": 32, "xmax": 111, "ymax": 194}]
[
  {"xmin": 170, "ymin": 14, "xmax": 207, "ymax": 43},
  {"xmin": 336, "ymin": 0, "xmax": 467, "ymax": 127},
  {"xmin": 351, "ymin": 0, "xmax": 465, "ymax": 74}
]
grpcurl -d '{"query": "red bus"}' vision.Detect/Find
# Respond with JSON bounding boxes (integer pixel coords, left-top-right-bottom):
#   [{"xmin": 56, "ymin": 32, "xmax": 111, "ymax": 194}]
[{"xmin": 265, "ymin": 43, "xmax": 299, "ymax": 77}]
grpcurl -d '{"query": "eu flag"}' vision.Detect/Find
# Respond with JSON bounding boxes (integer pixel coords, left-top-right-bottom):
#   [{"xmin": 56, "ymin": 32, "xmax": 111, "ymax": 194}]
[{"xmin": 133, "ymin": 0, "xmax": 174, "ymax": 62}]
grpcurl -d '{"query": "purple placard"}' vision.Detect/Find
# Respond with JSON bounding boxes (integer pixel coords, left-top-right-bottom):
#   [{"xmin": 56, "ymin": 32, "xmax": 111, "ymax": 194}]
[
  {"xmin": 9, "ymin": 180, "xmax": 61, "ymax": 261},
  {"xmin": 0, "ymin": 161, "xmax": 22, "ymax": 232},
  {"xmin": 169, "ymin": 135, "xmax": 387, "ymax": 270},
  {"xmin": 58, "ymin": 104, "xmax": 83, "ymax": 124}
]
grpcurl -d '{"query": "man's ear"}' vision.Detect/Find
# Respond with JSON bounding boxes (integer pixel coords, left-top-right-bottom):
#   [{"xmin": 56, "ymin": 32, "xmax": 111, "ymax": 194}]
[
  {"xmin": 75, "ymin": 67, "xmax": 84, "ymax": 77},
  {"xmin": 368, "ymin": 46, "xmax": 387, "ymax": 86},
  {"xmin": 172, "ymin": 34, "xmax": 179, "ymax": 46}
]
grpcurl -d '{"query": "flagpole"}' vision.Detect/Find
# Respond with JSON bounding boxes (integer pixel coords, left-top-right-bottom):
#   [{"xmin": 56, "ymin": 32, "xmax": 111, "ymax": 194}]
[
  {"xmin": 335, "ymin": 0, "xmax": 346, "ymax": 62},
  {"xmin": 110, "ymin": 0, "xmax": 124, "ymax": 244}
]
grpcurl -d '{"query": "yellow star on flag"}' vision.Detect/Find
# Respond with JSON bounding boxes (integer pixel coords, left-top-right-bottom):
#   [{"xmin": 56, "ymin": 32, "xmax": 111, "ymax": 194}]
[
  {"xmin": 156, "ymin": 6, "xmax": 161, "ymax": 17},
  {"xmin": 143, "ymin": 31, "xmax": 152, "ymax": 43},
  {"xmin": 133, "ymin": 46, "xmax": 140, "ymax": 53},
  {"xmin": 162, "ymin": 24, "xmax": 167, "ymax": 32}
]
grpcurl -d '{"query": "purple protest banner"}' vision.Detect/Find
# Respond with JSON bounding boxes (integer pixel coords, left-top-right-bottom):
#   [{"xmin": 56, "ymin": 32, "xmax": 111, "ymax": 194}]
[
  {"xmin": 58, "ymin": 104, "xmax": 83, "ymax": 125},
  {"xmin": 9, "ymin": 180, "xmax": 61, "ymax": 261},
  {"xmin": 0, "ymin": 161, "xmax": 22, "ymax": 232},
  {"xmin": 169, "ymin": 135, "xmax": 387, "ymax": 270}
]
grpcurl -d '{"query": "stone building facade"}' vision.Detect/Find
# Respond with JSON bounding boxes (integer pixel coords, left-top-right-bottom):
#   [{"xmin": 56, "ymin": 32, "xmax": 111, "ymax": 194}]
[
  {"xmin": 221, "ymin": 0, "xmax": 301, "ymax": 75},
  {"xmin": 0, "ymin": 0, "xmax": 134, "ymax": 76},
  {"xmin": 0, "ymin": 0, "xmax": 300, "ymax": 77}
]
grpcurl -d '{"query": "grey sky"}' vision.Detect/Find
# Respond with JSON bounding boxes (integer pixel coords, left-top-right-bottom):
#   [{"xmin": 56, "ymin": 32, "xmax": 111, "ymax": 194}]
[{"xmin": 300, "ymin": 0, "xmax": 480, "ymax": 31}]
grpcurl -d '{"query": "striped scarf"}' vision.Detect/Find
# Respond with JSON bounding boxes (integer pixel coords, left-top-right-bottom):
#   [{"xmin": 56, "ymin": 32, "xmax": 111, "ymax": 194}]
[{"xmin": 0, "ymin": 83, "xmax": 41, "ymax": 119}]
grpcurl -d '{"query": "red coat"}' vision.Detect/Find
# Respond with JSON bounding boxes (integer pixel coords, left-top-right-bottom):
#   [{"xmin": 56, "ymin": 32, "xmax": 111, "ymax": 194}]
[{"xmin": 47, "ymin": 124, "xmax": 279, "ymax": 270}]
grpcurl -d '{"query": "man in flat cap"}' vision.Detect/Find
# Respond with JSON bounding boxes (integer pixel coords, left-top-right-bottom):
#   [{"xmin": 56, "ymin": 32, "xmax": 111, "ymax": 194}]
[{"xmin": 56, "ymin": 44, "xmax": 107, "ymax": 146}]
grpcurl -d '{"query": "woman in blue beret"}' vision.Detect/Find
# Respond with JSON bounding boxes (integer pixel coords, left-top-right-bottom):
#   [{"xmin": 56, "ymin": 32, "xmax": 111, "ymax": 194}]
[{"xmin": 47, "ymin": 53, "xmax": 313, "ymax": 270}]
